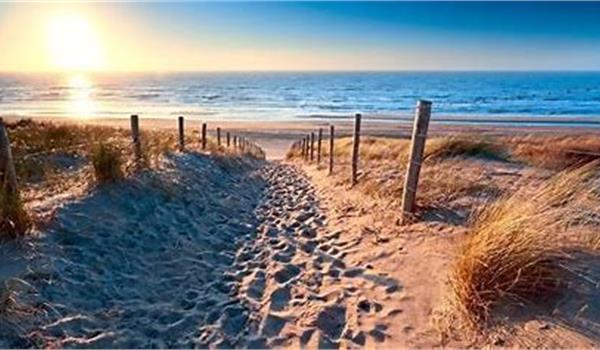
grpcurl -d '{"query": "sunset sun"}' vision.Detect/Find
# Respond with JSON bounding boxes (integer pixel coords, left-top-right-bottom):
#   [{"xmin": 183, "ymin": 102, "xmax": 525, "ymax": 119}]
[{"xmin": 46, "ymin": 14, "xmax": 104, "ymax": 71}]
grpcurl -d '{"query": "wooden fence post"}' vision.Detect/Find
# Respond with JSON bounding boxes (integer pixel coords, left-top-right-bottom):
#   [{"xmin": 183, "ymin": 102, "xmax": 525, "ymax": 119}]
[
  {"xmin": 329, "ymin": 125, "xmax": 334, "ymax": 175},
  {"xmin": 178, "ymin": 116, "xmax": 184, "ymax": 151},
  {"xmin": 351, "ymin": 113, "xmax": 361, "ymax": 186},
  {"xmin": 202, "ymin": 123, "xmax": 207, "ymax": 150},
  {"xmin": 305, "ymin": 134, "xmax": 310, "ymax": 161},
  {"xmin": 317, "ymin": 128, "xmax": 323, "ymax": 165},
  {"xmin": 130, "ymin": 114, "xmax": 142, "ymax": 160},
  {"xmin": 401, "ymin": 100, "xmax": 432, "ymax": 221},
  {"xmin": 233, "ymin": 135, "xmax": 237, "ymax": 149},
  {"xmin": 310, "ymin": 132, "xmax": 315, "ymax": 161},
  {"xmin": 0, "ymin": 119, "xmax": 18, "ymax": 197},
  {"xmin": 226, "ymin": 132, "xmax": 230, "ymax": 147},
  {"xmin": 302, "ymin": 137, "xmax": 306, "ymax": 160},
  {"xmin": 217, "ymin": 127, "xmax": 221, "ymax": 147}
]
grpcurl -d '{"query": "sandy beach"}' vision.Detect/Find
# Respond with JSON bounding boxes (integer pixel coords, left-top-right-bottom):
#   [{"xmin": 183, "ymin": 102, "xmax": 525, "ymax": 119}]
[
  {"xmin": 0, "ymin": 115, "xmax": 599, "ymax": 348},
  {"xmin": 2, "ymin": 1, "xmax": 600, "ymax": 348}
]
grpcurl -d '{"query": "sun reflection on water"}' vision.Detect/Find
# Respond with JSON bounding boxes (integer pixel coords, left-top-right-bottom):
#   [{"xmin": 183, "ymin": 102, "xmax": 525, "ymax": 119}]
[{"xmin": 66, "ymin": 74, "xmax": 97, "ymax": 118}]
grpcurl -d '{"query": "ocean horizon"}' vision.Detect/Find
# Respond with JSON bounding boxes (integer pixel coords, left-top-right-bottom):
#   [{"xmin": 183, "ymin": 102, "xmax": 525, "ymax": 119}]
[{"xmin": 2, "ymin": 71, "xmax": 600, "ymax": 127}]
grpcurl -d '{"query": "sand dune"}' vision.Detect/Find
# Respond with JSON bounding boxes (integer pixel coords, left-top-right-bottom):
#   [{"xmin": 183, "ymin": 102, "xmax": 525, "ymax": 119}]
[{"xmin": 1, "ymin": 153, "xmax": 266, "ymax": 348}]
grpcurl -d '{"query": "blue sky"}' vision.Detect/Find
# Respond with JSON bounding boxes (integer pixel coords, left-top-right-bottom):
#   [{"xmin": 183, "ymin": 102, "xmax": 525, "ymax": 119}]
[{"xmin": 2, "ymin": 1, "xmax": 600, "ymax": 71}]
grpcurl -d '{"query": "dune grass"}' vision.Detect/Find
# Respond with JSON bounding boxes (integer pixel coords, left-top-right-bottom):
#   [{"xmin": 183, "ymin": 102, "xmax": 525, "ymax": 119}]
[
  {"xmin": 6, "ymin": 119, "xmax": 265, "ymax": 185},
  {"xmin": 91, "ymin": 143, "xmax": 124, "ymax": 183},
  {"xmin": 288, "ymin": 135, "xmax": 507, "ymax": 210},
  {"xmin": 1, "ymin": 119, "xmax": 265, "ymax": 238},
  {"xmin": 288, "ymin": 134, "xmax": 600, "ymax": 212},
  {"xmin": 445, "ymin": 161, "xmax": 600, "ymax": 333},
  {"xmin": 0, "ymin": 189, "xmax": 30, "ymax": 239},
  {"xmin": 507, "ymin": 134, "xmax": 600, "ymax": 170}
]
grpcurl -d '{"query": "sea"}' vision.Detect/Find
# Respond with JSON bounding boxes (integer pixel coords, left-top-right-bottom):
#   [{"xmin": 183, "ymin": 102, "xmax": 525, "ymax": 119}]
[{"xmin": 1, "ymin": 71, "xmax": 600, "ymax": 127}]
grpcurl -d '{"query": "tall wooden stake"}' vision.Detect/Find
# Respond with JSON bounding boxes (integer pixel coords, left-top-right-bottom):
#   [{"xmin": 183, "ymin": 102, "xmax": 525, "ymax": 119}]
[
  {"xmin": 351, "ymin": 113, "xmax": 361, "ymax": 186},
  {"xmin": 310, "ymin": 132, "xmax": 315, "ymax": 161},
  {"xmin": 329, "ymin": 125, "xmax": 334, "ymax": 175},
  {"xmin": 226, "ymin": 132, "xmax": 230, "ymax": 147},
  {"xmin": 217, "ymin": 127, "xmax": 221, "ymax": 147},
  {"xmin": 0, "ymin": 119, "xmax": 18, "ymax": 196},
  {"xmin": 178, "ymin": 116, "xmax": 184, "ymax": 151},
  {"xmin": 130, "ymin": 114, "xmax": 142, "ymax": 160},
  {"xmin": 401, "ymin": 100, "xmax": 432, "ymax": 221},
  {"xmin": 317, "ymin": 128, "xmax": 323, "ymax": 165},
  {"xmin": 202, "ymin": 123, "xmax": 207, "ymax": 150}
]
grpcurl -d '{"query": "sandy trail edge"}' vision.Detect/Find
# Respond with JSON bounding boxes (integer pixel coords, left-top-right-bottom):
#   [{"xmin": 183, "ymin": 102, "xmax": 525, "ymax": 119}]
[{"xmin": 2, "ymin": 153, "xmax": 409, "ymax": 348}]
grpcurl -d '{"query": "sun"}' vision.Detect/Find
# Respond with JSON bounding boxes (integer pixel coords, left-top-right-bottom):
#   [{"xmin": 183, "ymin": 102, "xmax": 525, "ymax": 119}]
[{"xmin": 46, "ymin": 14, "xmax": 104, "ymax": 71}]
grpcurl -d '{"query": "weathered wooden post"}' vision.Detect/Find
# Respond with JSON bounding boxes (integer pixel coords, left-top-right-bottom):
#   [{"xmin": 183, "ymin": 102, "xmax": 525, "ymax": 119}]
[
  {"xmin": 226, "ymin": 132, "xmax": 231, "ymax": 147},
  {"xmin": 351, "ymin": 113, "xmax": 361, "ymax": 186},
  {"xmin": 0, "ymin": 119, "xmax": 18, "ymax": 197},
  {"xmin": 310, "ymin": 132, "xmax": 315, "ymax": 161},
  {"xmin": 317, "ymin": 128, "xmax": 323, "ymax": 165},
  {"xmin": 130, "ymin": 114, "xmax": 142, "ymax": 160},
  {"xmin": 217, "ymin": 127, "xmax": 221, "ymax": 147},
  {"xmin": 178, "ymin": 116, "xmax": 184, "ymax": 151},
  {"xmin": 233, "ymin": 135, "xmax": 238, "ymax": 149},
  {"xmin": 305, "ymin": 134, "xmax": 310, "ymax": 161},
  {"xmin": 401, "ymin": 100, "xmax": 432, "ymax": 221},
  {"xmin": 329, "ymin": 125, "xmax": 334, "ymax": 175},
  {"xmin": 302, "ymin": 136, "xmax": 308, "ymax": 160},
  {"xmin": 202, "ymin": 123, "xmax": 207, "ymax": 150}
]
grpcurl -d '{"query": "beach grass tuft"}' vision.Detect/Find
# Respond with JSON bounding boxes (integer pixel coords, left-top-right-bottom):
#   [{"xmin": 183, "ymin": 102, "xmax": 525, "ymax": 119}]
[
  {"xmin": 426, "ymin": 136, "xmax": 508, "ymax": 161},
  {"xmin": 0, "ymin": 188, "xmax": 31, "ymax": 239},
  {"xmin": 91, "ymin": 143, "xmax": 124, "ymax": 183},
  {"xmin": 446, "ymin": 161, "xmax": 600, "ymax": 333}
]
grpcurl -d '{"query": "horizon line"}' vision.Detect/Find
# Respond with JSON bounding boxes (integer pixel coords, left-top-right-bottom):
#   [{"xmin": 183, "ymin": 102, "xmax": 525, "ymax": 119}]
[{"xmin": 2, "ymin": 69, "xmax": 600, "ymax": 74}]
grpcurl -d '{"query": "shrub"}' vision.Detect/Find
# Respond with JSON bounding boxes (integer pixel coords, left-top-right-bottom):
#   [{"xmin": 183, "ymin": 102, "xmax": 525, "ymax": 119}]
[
  {"xmin": 0, "ymin": 188, "xmax": 30, "ymax": 239},
  {"xmin": 92, "ymin": 143, "xmax": 123, "ymax": 183}
]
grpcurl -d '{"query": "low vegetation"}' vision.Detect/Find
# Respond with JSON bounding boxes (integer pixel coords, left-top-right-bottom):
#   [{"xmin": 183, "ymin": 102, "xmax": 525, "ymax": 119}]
[
  {"xmin": 288, "ymin": 133, "xmax": 600, "ymax": 212},
  {"xmin": 289, "ymin": 133, "xmax": 600, "ymax": 341},
  {"xmin": 92, "ymin": 143, "xmax": 124, "ymax": 183},
  {"xmin": 0, "ymin": 118, "xmax": 265, "ymax": 238},
  {"xmin": 0, "ymin": 189, "xmax": 30, "ymax": 239},
  {"xmin": 446, "ymin": 161, "xmax": 599, "ymax": 334}
]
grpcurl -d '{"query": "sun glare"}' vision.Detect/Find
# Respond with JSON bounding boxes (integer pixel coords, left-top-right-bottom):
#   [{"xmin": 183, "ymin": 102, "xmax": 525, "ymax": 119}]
[
  {"xmin": 47, "ymin": 14, "xmax": 104, "ymax": 71},
  {"xmin": 67, "ymin": 74, "xmax": 97, "ymax": 118}
]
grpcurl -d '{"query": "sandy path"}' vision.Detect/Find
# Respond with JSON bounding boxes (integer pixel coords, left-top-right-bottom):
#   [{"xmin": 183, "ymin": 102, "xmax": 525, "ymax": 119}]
[
  {"xmin": 2, "ymin": 155, "xmax": 424, "ymax": 348},
  {"xmin": 229, "ymin": 164, "xmax": 408, "ymax": 348}
]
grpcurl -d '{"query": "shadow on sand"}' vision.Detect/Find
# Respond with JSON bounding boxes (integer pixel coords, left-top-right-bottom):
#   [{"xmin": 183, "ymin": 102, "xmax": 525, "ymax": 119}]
[{"xmin": 0, "ymin": 152, "xmax": 271, "ymax": 348}]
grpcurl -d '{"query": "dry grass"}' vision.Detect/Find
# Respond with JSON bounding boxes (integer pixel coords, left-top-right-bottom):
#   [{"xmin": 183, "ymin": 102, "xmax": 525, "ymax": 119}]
[
  {"xmin": 6, "ymin": 119, "xmax": 126, "ymax": 182},
  {"xmin": 445, "ymin": 161, "xmax": 600, "ymax": 333},
  {"xmin": 288, "ymin": 133, "xmax": 600, "ymax": 213},
  {"xmin": 289, "ymin": 135, "xmax": 507, "ymax": 212},
  {"xmin": 91, "ymin": 143, "xmax": 124, "ymax": 183},
  {"xmin": 0, "ymin": 189, "xmax": 30, "ymax": 239},
  {"xmin": 1, "ymin": 119, "xmax": 266, "ymax": 236},
  {"xmin": 425, "ymin": 136, "xmax": 507, "ymax": 161},
  {"xmin": 506, "ymin": 134, "xmax": 600, "ymax": 170}
]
